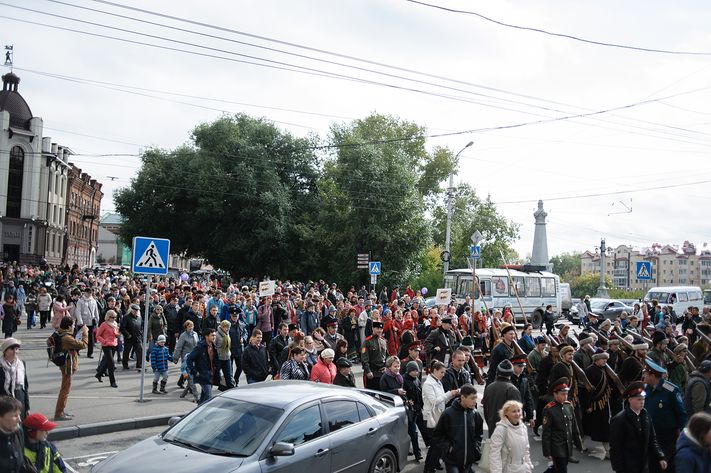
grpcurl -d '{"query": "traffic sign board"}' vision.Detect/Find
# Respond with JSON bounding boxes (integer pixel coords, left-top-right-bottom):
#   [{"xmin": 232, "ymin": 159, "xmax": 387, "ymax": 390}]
[
  {"xmin": 357, "ymin": 253, "xmax": 369, "ymax": 269},
  {"xmin": 369, "ymin": 261, "xmax": 381, "ymax": 275},
  {"xmin": 636, "ymin": 261, "xmax": 652, "ymax": 280},
  {"xmin": 370, "ymin": 274, "xmax": 377, "ymax": 285},
  {"xmin": 469, "ymin": 245, "xmax": 481, "ymax": 259},
  {"xmin": 132, "ymin": 237, "xmax": 170, "ymax": 275}
]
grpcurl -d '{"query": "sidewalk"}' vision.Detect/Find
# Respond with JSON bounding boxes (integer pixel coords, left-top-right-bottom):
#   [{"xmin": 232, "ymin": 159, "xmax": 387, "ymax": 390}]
[
  {"xmin": 14, "ymin": 325, "xmax": 377, "ymax": 439},
  {"xmin": 15, "ymin": 325, "xmax": 197, "ymax": 438}
]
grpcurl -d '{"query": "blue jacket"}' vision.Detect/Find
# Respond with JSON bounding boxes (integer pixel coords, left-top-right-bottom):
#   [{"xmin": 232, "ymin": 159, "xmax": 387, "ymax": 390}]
[
  {"xmin": 150, "ymin": 344, "xmax": 172, "ymax": 372},
  {"xmin": 229, "ymin": 321, "xmax": 246, "ymax": 357},
  {"xmin": 645, "ymin": 379, "xmax": 688, "ymax": 432},
  {"xmin": 299, "ymin": 310, "xmax": 319, "ymax": 337},
  {"xmin": 220, "ymin": 303, "xmax": 243, "ymax": 322},
  {"xmin": 676, "ymin": 429, "xmax": 710, "ymax": 473},
  {"xmin": 186, "ymin": 340, "xmax": 218, "ymax": 385}
]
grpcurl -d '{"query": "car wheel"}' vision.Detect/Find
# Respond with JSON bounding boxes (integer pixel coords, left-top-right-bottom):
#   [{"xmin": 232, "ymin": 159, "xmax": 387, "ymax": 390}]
[
  {"xmin": 531, "ymin": 310, "xmax": 543, "ymax": 329},
  {"xmin": 369, "ymin": 447, "xmax": 397, "ymax": 473}
]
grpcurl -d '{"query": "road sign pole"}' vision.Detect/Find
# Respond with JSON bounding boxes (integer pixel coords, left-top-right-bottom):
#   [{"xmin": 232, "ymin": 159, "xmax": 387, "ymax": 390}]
[{"xmin": 138, "ymin": 283, "xmax": 151, "ymax": 403}]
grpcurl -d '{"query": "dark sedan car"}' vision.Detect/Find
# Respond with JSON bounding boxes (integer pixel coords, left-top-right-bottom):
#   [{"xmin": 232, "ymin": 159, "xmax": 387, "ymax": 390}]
[
  {"xmin": 589, "ymin": 298, "xmax": 633, "ymax": 321},
  {"xmin": 91, "ymin": 382, "xmax": 409, "ymax": 473}
]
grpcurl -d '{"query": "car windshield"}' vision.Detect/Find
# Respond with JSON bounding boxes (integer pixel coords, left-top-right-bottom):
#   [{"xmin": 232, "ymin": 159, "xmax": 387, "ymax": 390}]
[
  {"xmin": 704, "ymin": 290, "xmax": 711, "ymax": 305},
  {"xmin": 163, "ymin": 397, "xmax": 283, "ymax": 457}
]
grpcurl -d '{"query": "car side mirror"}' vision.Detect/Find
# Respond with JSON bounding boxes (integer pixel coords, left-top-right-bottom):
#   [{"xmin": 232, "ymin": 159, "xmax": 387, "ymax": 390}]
[
  {"xmin": 168, "ymin": 416, "xmax": 183, "ymax": 427},
  {"xmin": 269, "ymin": 442, "xmax": 295, "ymax": 457}
]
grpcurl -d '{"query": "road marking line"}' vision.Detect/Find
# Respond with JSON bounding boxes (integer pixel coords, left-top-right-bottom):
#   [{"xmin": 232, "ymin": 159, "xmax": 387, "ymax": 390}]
[
  {"xmin": 64, "ymin": 451, "xmax": 118, "ymax": 460},
  {"xmin": 65, "ymin": 463, "xmax": 80, "ymax": 473}
]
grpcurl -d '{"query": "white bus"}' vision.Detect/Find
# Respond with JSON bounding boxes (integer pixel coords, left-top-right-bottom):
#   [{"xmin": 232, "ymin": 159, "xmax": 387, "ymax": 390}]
[{"xmin": 444, "ymin": 265, "xmax": 562, "ymax": 328}]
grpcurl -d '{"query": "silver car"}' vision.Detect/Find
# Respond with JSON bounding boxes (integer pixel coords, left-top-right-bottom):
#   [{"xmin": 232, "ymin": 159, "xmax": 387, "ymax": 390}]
[{"xmin": 91, "ymin": 381, "xmax": 409, "ymax": 473}]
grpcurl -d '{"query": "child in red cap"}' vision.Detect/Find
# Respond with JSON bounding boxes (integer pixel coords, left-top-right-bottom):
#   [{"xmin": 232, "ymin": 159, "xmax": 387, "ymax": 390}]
[{"xmin": 23, "ymin": 412, "xmax": 67, "ymax": 472}]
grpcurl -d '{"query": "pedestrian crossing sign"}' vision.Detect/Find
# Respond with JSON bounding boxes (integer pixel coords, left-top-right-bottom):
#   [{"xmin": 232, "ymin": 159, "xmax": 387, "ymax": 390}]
[
  {"xmin": 636, "ymin": 261, "xmax": 652, "ymax": 280},
  {"xmin": 132, "ymin": 237, "xmax": 170, "ymax": 275}
]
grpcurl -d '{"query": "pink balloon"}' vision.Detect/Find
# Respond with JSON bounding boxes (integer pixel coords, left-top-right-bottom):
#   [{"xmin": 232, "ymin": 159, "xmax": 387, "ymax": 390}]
[{"xmin": 421, "ymin": 287, "xmax": 428, "ymax": 295}]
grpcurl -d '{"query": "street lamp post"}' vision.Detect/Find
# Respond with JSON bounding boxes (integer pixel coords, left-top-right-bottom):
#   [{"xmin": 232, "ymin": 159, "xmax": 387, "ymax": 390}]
[
  {"xmin": 596, "ymin": 238, "xmax": 613, "ymax": 298},
  {"xmin": 443, "ymin": 141, "xmax": 474, "ymax": 280}
]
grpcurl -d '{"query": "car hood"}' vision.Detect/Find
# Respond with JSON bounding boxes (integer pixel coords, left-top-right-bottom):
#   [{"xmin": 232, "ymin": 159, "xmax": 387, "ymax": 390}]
[{"xmin": 91, "ymin": 436, "xmax": 244, "ymax": 473}]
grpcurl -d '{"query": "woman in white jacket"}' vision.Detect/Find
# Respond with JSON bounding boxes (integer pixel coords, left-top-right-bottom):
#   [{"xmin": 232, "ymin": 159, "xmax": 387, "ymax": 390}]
[
  {"xmin": 489, "ymin": 400, "xmax": 534, "ymax": 473},
  {"xmin": 422, "ymin": 360, "xmax": 459, "ymax": 473}
]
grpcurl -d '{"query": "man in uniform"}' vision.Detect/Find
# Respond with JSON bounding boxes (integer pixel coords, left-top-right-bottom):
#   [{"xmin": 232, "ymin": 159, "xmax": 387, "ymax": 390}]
[
  {"xmin": 487, "ymin": 323, "xmax": 516, "ymax": 384},
  {"xmin": 361, "ymin": 321, "xmax": 387, "ymax": 390},
  {"xmin": 581, "ymin": 348, "xmax": 613, "ymax": 460},
  {"xmin": 620, "ymin": 336, "xmax": 648, "ymax": 386},
  {"xmin": 549, "ymin": 344, "xmax": 586, "ymax": 460},
  {"xmin": 609, "ymin": 381, "xmax": 666, "ymax": 473},
  {"xmin": 542, "ymin": 377, "xmax": 582, "ymax": 473},
  {"xmin": 643, "ymin": 359, "xmax": 687, "ymax": 473},
  {"xmin": 573, "ymin": 333, "xmax": 596, "ymax": 370},
  {"xmin": 423, "ymin": 316, "xmax": 455, "ymax": 365},
  {"xmin": 647, "ymin": 331, "xmax": 670, "ymax": 369},
  {"xmin": 511, "ymin": 354, "xmax": 535, "ymax": 425},
  {"xmin": 606, "ymin": 336, "xmax": 624, "ymax": 416},
  {"xmin": 667, "ymin": 343, "xmax": 689, "ymax": 392}
]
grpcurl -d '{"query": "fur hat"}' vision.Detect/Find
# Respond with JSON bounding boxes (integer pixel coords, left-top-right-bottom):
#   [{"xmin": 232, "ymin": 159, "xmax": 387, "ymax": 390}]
[
  {"xmin": 673, "ymin": 343, "xmax": 688, "ymax": 355},
  {"xmin": 592, "ymin": 348, "xmax": 609, "ymax": 362},
  {"xmin": 599, "ymin": 319, "xmax": 611, "ymax": 330},
  {"xmin": 631, "ymin": 337, "xmax": 648, "ymax": 351},
  {"xmin": 651, "ymin": 331, "xmax": 666, "ymax": 346},
  {"xmin": 559, "ymin": 345, "xmax": 575, "ymax": 357}
]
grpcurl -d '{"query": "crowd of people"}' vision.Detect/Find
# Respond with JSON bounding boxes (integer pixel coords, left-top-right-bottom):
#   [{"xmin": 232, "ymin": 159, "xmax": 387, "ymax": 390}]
[{"xmin": 0, "ymin": 262, "xmax": 711, "ymax": 472}]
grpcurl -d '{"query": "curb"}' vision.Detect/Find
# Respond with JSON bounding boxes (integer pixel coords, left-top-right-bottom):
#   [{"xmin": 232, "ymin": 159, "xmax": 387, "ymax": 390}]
[{"xmin": 51, "ymin": 413, "xmax": 183, "ymax": 441}]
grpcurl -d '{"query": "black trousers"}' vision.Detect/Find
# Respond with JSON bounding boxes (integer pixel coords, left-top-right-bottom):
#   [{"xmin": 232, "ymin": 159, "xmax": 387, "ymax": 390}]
[
  {"xmin": 424, "ymin": 426, "xmax": 443, "ymax": 472},
  {"xmin": 123, "ymin": 339, "xmax": 143, "ymax": 368},
  {"xmin": 544, "ymin": 457, "xmax": 568, "ymax": 473},
  {"xmin": 232, "ymin": 354, "xmax": 243, "ymax": 386},
  {"xmin": 87, "ymin": 325, "xmax": 96, "ymax": 357},
  {"xmin": 168, "ymin": 331, "xmax": 178, "ymax": 355},
  {"xmin": 97, "ymin": 346, "xmax": 116, "ymax": 385},
  {"xmin": 39, "ymin": 310, "xmax": 50, "ymax": 328}
]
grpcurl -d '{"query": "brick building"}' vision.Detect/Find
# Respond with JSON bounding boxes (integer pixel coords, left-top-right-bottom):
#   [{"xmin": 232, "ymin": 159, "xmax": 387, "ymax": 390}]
[{"xmin": 64, "ymin": 164, "xmax": 102, "ymax": 268}]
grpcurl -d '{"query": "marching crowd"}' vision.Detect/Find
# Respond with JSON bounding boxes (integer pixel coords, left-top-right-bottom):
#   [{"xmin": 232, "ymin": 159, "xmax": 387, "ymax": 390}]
[{"xmin": 0, "ymin": 262, "xmax": 711, "ymax": 472}]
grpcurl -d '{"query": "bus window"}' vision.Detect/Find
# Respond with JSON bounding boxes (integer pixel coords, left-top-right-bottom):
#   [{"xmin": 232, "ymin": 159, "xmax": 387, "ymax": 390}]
[
  {"xmin": 509, "ymin": 277, "xmax": 525, "ymax": 297},
  {"xmin": 678, "ymin": 292, "xmax": 688, "ymax": 303},
  {"xmin": 525, "ymin": 277, "xmax": 541, "ymax": 297},
  {"xmin": 458, "ymin": 279, "xmax": 472, "ymax": 299},
  {"xmin": 492, "ymin": 277, "xmax": 508, "ymax": 297},
  {"xmin": 479, "ymin": 279, "xmax": 490, "ymax": 299},
  {"xmin": 542, "ymin": 278, "xmax": 556, "ymax": 297}
]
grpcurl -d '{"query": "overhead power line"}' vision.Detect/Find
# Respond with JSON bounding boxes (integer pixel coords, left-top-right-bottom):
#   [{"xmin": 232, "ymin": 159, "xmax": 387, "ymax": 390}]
[{"xmin": 405, "ymin": 0, "xmax": 711, "ymax": 56}]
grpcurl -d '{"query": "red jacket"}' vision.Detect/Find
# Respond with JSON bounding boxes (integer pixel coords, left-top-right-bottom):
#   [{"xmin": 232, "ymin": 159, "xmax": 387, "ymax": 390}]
[
  {"xmin": 309, "ymin": 356, "xmax": 336, "ymax": 384},
  {"xmin": 95, "ymin": 321, "xmax": 119, "ymax": 347}
]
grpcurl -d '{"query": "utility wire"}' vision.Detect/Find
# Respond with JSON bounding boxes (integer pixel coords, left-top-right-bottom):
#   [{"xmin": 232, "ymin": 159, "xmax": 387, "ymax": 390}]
[
  {"xmin": 34, "ymin": 0, "xmax": 711, "ymax": 142},
  {"xmin": 405, "ymin": 0, "xmax": 711, "ymax": 56}
]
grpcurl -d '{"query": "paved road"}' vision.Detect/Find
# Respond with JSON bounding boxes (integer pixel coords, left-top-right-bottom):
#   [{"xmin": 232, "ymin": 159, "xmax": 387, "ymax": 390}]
[{"xmin": 54, "ymin": 423, "xmax": 614, "ymax": 472}]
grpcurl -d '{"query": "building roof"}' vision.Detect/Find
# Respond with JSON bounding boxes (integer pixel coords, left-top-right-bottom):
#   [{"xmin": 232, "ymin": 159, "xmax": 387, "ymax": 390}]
[
  {"xmin": 0, "ymin": 72, "xmax": 33, "ymax": 130},
  {"xmin": 100, "ymin": 212, "xmax": 123, "ymax": 225}
]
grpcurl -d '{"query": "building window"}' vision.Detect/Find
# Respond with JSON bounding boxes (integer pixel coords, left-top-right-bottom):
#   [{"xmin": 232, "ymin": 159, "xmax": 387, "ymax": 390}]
[{"xmin": 7, "ymin": 146, "xmax": 24, "ymax": 218}]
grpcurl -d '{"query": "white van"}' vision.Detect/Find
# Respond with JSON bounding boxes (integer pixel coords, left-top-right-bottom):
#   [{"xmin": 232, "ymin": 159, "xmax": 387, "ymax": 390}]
[{"xmin": 644, "ymin": 286, "xmax": 705, "ymax": 315}]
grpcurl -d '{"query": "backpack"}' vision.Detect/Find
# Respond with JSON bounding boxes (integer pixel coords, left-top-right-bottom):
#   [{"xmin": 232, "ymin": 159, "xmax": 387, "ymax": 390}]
[{"xmin": 47, "ymin": 332, "xmax": 68, "ymax": 367}]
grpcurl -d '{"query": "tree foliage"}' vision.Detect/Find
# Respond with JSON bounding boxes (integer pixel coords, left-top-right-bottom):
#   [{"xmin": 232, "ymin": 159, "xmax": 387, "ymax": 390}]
[
  {"xmin": 114, "ymin": 113, "xmax": 521, "ymax": 286},
  {"xmin": 550, "ymin": 252, "xmax": 582, "ymax": 282},
  {"xmin": 569, "ymin": 273, "xmax": 613, "ymax": 298},
  {"xmin": 114, "ymin": 115, "xmax": 321, "ymax": 278},
  {"xmin": 432, "ymin": 184, "xmax": 520, "ymax": 269}
]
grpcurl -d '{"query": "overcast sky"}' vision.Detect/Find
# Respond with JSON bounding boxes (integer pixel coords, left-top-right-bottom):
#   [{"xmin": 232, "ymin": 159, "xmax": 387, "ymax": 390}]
[{"xmin": 3, "ymin": 0, "xmax": 711, "ymax": 260}]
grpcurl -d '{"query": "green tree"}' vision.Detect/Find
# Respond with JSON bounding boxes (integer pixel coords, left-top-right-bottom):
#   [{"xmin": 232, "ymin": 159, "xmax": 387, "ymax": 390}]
[
  {"xmin": 315, "ymin": 114, "xmax": 454, "ymax": 287},
  {"xmin": 570, "ymin": 273, "xmax": 613, "ymax": 298},
  {"xmin": 432, "ymin": 184, "xmax": 520, "ymax": 270},
  {"xmin": 113, "ymin": 114, "xmax": 321, "ymax": 278},
  {"xmin": 550, "ymin": 252, "xmax": 582, "ymax": 282}
]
